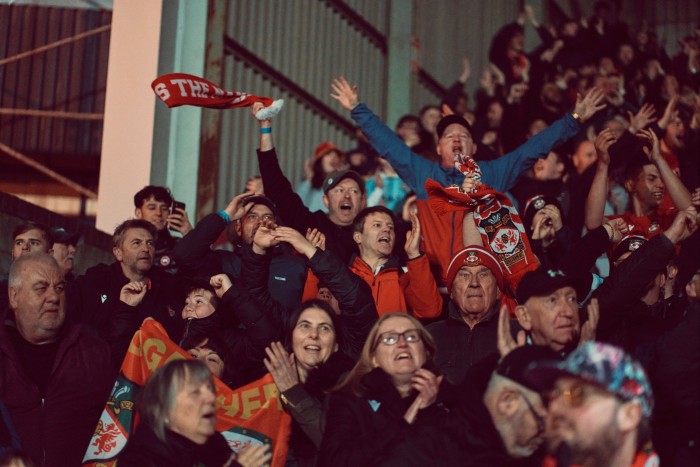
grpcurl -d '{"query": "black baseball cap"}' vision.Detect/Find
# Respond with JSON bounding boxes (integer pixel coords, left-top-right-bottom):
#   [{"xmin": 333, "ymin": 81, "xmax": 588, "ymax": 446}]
[
  {"xmin": 496, "ymin": 345, "xmax": 563, "ymax": 391},
  {"xmin": 516, "ymin": 267, "xmax": 590, "ymax": 305},
  {"xmin": 322, "ymin": 169, "xmax": 365, "ymax": 195},
  {"xmin": 436, "ymin": 114, "xmax": 473, "ymax": 139},
  {"xmin": 50, "ymin": 227, "xmax": 80, "ymax": 245},
  {"xmin": 244, "ymin": 195, "xmax": 278, "ymax": 217}
]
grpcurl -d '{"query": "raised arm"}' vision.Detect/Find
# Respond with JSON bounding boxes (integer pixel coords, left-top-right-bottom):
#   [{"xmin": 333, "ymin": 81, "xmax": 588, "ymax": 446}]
[
  {"xmin": 637, "ymin": 129, "xmax": 692, "ymax": 210},
  {"xmin": 331, "ymin": 76, "xmax": 463, "ymax": 198},
  {"xmin": 273, "ymin": 226, "xmax": 377, "ymax": 359},
  {"xmin": 585, "ymin": 128, "xmax": 617, "ymax": 230},
  {"xmin": 173, "ymin": 192, "xmax": 255, "ymax": 275},
  {"xmin": 402, "ymin": 212, "xmax": 443, "ymax": 318},
  {"xmin": 480, "ymin": 87, "xmax": 607, "ymax": 192},
  {"xmin": 251, "ymin": 103, "xmax": 317, "ymax": 234}
]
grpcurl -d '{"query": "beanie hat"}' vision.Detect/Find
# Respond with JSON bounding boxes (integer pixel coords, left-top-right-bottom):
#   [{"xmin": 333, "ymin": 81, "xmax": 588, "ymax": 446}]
[
  {"xmin": 314, "ymin": 142, "xmax": 344, "ymax": 162},
  {"xmin": 446, "ymin": 247, "xmax": 504, "ymax": 294}
]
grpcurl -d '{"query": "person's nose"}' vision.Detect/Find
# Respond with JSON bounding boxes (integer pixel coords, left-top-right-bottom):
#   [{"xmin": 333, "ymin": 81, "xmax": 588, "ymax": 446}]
[
  {"xmin": 308, "ymin": 326, "xmax": 319, "ymax": 339},
  {"xmin": 45, "ymin": 286, "xmax": 60, "ymax": 303},
  {"xmin": 560, "ymin": 300, "xmax": 577, "ymax": 318},
  {"xmin": 203, "ymin": 385, "xmax": 217, "ymax": 403},
  {"xmin": 468, "ymin": 274, "xmax": 480, "ymax": 288}
]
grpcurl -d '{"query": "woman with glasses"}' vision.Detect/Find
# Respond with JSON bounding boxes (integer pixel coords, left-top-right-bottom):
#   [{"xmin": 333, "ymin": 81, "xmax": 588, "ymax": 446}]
[{"xmin": 318, "ymin": 313, "xmax": 448, "ymax": 466}]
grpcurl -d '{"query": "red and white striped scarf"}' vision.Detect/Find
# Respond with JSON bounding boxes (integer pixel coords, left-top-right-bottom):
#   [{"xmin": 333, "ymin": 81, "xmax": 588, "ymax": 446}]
[{"xmin": 425, "ymin": 153, "xmax": 538, "ymax": 293}]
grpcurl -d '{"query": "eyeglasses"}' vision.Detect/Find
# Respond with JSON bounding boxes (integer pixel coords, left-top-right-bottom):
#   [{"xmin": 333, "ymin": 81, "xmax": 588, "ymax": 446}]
[
  {"xmin": 543, "ymin": 384, "xmax": 588, "ymax": 408},
  {"xmin": 521, "ymin": 393, "xmax": 545, "ymax": 435},
  {"xmin": 376, "ymin": 329, "xmax": 422, "ymax": 346}
]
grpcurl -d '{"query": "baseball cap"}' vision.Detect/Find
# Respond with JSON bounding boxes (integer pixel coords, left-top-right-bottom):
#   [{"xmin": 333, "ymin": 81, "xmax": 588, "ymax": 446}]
[
  {"xmin": 322, "ymin": 169, "xmax": 365, "ymax": 195},
  {"xmin": 436, "ymin": 114, "xmax": 473, "ymax": 139},
  {"xmin": 495, "ymin": 345, "xmax": 563, "ymax": 391},
  {"xmin": 445, "ymin": 246, "xmax": 504, "ymax": 294},
  {"xmin": 611, "ymin": 234, "xmax": 647, "ymax": 264},
  {"xmin": 516, "ymin": 267, "xmax": 590, "ymax": 305},
  {"xmin": 526, "ymin": 341, "xmax": 654, "ymax": 416},
  {"xmin": 50, "ymin": 227, "xmax": 80, "ymax": 245},
  {"xmin": 522, "ymin": 194, "xmax": 563, "ymax": 230},
  {"xmin": 243, "ymin": 195, "xmax": 278, "ymax": 217}
]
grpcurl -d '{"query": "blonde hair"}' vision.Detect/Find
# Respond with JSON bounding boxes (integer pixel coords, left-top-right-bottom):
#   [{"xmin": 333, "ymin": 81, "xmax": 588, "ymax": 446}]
[{"xmin": 334, "ymin": 313, "xmax": 436, "ymax": 397}]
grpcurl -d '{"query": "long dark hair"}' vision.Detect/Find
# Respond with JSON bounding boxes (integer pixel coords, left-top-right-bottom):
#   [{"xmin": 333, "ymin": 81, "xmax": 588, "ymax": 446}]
[{"xmin": 284, "ymin": 299, "xmax": 342, "ymax": 352}]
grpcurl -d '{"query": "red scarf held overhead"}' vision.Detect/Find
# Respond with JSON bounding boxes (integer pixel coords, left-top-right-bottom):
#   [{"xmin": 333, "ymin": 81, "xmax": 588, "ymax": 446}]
[
  {"xmin": 425, "ymin": 152, "xmax": 538, "ymax": 294},
  {"xmin": 151, "ymin": 73, "xmax": 283, "ymax": 118}
]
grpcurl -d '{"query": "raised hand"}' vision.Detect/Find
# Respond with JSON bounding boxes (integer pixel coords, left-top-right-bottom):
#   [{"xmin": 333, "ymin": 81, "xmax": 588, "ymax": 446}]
[
  {"xmin": 210, "ymin": 274, "xmax": 233, "ymax": 299},
  {"xmin": 223, "ymin": 191, "xmax": 256, "ymax": 222},
  {"xmin": 306, "ymin": 228, "xmax": 327, "ymax": 251},
  {"xmin": 119, "ymin": 281, "xmax": 148, "ymax": 307},
  {"xmin": 250, "ymin": 101, "xmax": 272, "ymax": 126},
  {"xmin": 636, "ymin": 128, "xmax": 662, "ymax": 162},
  {"xmin": 273, "ymin": 226, "xmax": 317, "ymax": 259},
  {"xmin": 498, "ymin": 304, "xmax": 526, "ymax": 357},
  {"xmin": 461, "ymin": 172, "xmax": 480, "ymax": 194},
  {"xmin": 459, "ymin": 57, "xmax": 472, "ymax": 83},
  {"xmin": 627, "ymin": 103, "xmax": 657, "ymax": 134},
  {"xmin": 658, "ymin": 94, "xmax": 679, "ymax": 130},
  {"xmin": 663, "ymin": 209, "xmax": 699, "ymax": 245},
  {"xmin": 252, "ymin": 221, "xmax": 280, "ymax": 254},
  {"xmin": 235, "ymin": 443, "xmax": 272, "ymax": 467},
  {"xmin": 404, "ymin": 211, "xmax": 422, "ymax": 260},
  {"xmin": 263, "ymin": 341, "xmax": 299, "ymax": 393},
  {"xmin": 330, "ymin": 76, "xmax": 360, "ymax": 111},
  {"xmin": 579, "ymin": 298, "xmax": 599, "ymax": 346},
  {"xmin": 405, "ymin": 368, "xmax": 443, "ymax": 424},
  {"xmin": 574, "ymin": 87, "xmax": 607, "ymax": 122},
  {"xmin": 167, "ymin": 207, "xmax": 193, "ymax": 236},
  {"xmin": 603, "ymin": 217, "xmax": 628, "ymax": 243},
  {"xmin": 593, "ymin": 128, "xmax": 617, "ymax": 166}
]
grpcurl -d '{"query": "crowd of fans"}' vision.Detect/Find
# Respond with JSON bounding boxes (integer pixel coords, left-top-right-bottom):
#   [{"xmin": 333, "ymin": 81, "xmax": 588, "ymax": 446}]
[{"xmin": 1, "ymin": 2, "xmax": 699, "ymax": 466}]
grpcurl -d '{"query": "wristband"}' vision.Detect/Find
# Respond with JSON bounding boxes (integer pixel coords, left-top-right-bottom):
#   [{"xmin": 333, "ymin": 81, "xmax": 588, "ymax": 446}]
[
  {"xmin": 571, "ymin": 112, "xmax": 584, "ymax": 124},
  {"xmin": 217, "ymin": 210, "xmax": 231, "ymax": 224},
  {"xmin": 260, "ymin": 127, "xmax": 272, "ymax": 134}
]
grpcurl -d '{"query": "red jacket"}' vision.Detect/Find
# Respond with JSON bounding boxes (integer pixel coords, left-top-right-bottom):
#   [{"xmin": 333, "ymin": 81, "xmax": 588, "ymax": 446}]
[
  {"xmin": 0, "ymin": 323, "xmax": 113, "ymax": 466},
  {"xmin": 349, "ymin": 254, "xmax": 442, "ymax": 318},
  {"xmin": 415, "ymin": 199, "xmax": 466, "ymax": 287}
]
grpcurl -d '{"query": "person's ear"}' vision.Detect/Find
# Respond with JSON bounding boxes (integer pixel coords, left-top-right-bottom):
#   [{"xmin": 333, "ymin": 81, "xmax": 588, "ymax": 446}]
[
  {"xmin": 322, "ymin": 195, "xmax": 330, "ymax": 209},
  {"xmin": 8, "ymin": 286, "xmax": 19, "ymax": 311},
  {"xmin": 360, "ymin": 193, "xmax": 367, "ymax": 209},
  {"xmin": 113, "ymin": 247, "xmax": 123, "ymax": 262},
  {"xmin": 617, "ymin": 401, "xmax": 642, "ymax": 433},
  {"xmin": 135, "ymin": 208, "xmax": 143, "ymax": 219},
  {"xmin": 469, "ymin": 142, "xmax": 478, "ymax": 157},
  {"xmin": 496, "ymin": 387, "xmax": 520, "ymax": 417},
  {"xmin": 353, "ymin": 231, "xmax": 362, "ymax": 245},
  {"xmin": 624, "ymin": 178, "xmax": 635, "ymax": 194},
  {"xmin": 372, "ymin": 355, "xmax": 379, "ymax": 368},
  {"xmin": 234, "ymin": 220, "xmax": 242, "ymax": 238},
  {"xmin": 515, "ymin": 305, "xmax": 532, "ymax": 331},
  {"xmin": 333, "ymin": 342, "xmax": 339, "ymax": 353}
]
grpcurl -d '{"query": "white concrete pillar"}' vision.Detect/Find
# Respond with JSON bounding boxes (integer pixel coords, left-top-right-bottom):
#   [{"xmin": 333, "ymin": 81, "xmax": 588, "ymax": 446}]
[{"xmin": 96, "ymin": 0, "xmax": 207, "ymax": 234}]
